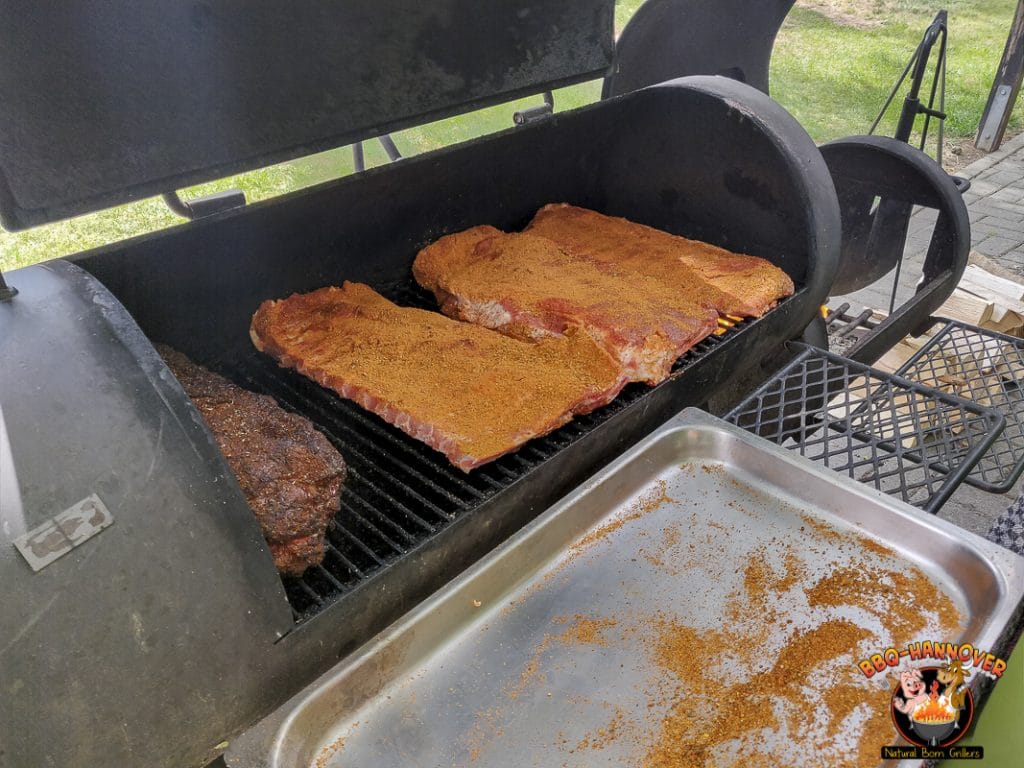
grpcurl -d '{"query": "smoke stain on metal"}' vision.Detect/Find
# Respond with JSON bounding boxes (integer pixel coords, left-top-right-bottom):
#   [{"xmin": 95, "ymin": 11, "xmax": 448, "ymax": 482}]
[{"xmin": 12, "ymin": 494, "xmax": 114, "ymax": 571}]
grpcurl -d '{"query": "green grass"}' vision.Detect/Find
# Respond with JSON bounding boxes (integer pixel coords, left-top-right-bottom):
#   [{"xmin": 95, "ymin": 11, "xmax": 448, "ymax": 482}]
[
  {"xmin": 0, "ymin": 82, "xmax": 603, "ymax": 272},
  {"xmin": 1, "ymin": 0, "xmax": 1019, "ymax": 271},
  {"xmin": 771, "ymin": 0, "xmax": 1023, "ymax": 143}
]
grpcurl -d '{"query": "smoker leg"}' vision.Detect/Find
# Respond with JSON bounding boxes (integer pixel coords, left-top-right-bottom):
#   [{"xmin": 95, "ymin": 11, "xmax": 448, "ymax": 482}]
[{"xmin": 800, "ymin": 315, "xmax": 828, "ymax": 350}]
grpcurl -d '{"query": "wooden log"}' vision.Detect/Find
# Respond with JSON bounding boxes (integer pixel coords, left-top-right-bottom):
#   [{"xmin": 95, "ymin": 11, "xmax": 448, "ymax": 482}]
[
  {"xmin": 960, "ymin": 264, "xmax": 1024, "ymax": 303},
  {"xmin": 938, "ymin": 289, "xmax": 993, "ymax": 328}
]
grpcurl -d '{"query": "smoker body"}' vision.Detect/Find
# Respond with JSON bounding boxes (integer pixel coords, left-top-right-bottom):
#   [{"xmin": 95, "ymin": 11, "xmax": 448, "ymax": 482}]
[{"xmin": 0, "ymin": 74, "xmax": 840, "ymax": 768}]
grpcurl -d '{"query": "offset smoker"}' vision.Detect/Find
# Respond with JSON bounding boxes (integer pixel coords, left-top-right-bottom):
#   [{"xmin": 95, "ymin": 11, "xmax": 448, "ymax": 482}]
[{"xmin": 1, "ymin": 3, "xmax": 845, "ymax": 768}]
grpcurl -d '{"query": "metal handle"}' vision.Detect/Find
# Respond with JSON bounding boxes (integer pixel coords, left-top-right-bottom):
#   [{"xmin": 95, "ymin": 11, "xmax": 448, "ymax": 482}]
[
  {"xmin": 162, "ymin": 189, "xmax": 246, "ymax": 220},
  {"xmin": 352, "ymin": 134, "xmax": 403, "ymax": 172},
  {"xmin": 513, "ymin": 92, "xmax": 554, "ymax": 125}
]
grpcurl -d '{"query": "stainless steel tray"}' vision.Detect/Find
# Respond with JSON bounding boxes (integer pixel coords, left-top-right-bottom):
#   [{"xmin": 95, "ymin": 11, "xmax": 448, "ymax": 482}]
[{"xmin": 227, "ymin": 409, "xmax": 1024, "ymax": 768}]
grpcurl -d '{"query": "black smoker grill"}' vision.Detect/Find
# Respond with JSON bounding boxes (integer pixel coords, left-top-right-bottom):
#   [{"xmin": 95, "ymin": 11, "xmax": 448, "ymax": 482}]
[{"xmin": 0, "ymin": 2, "xmax": 984, "ymax": 767}]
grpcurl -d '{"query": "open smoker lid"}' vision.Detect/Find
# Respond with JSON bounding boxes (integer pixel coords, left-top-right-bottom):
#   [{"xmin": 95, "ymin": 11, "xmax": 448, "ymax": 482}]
[{"xmin": 0, "ymin": 0, "xmax": 614, "ymax": 231}]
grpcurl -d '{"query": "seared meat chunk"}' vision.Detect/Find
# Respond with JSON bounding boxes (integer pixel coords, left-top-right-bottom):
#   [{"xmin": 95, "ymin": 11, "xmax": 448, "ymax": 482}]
[{"xmin": 159, "ymin": 346, "xmax": 346, "ymax": 576}]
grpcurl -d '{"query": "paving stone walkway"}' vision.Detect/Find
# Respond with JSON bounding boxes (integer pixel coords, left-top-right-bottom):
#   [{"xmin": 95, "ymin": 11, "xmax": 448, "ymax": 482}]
[{"xmin": 962, "ymin": 131, "xmax": 1024, "ymax": 271}]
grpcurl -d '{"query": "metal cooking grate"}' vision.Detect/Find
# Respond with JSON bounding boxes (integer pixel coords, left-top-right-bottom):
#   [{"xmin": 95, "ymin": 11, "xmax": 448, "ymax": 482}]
[
  {"xmin": 230, "ymin": 279, "xmax": 758, "ymax": 621},
  {"xmin": 725, "ymin": 344, "xmax": 1004, "ymax": 512},
  {"xmin": 897, "ymin": 319, "xmax": 1024, "ymax": 492}
]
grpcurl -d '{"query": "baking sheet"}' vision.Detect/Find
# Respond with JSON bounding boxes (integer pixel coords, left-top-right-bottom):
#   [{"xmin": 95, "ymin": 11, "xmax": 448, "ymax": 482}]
[{"xmin": 228, "ymin": 409, "xmax": 1024, "ymax": 768}]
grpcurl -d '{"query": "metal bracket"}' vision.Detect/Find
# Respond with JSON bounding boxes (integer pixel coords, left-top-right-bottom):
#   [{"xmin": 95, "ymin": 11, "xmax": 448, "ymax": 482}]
[
  {"xmin": 977, "ymin": 85, "xmax": 1013, "ymax": 150},
  {"xmin": 513, "ymin": 92, "xmax": 554, "ymax": 125},
  {"xmin": 161, "ymin": 188, "xmax": 246, "ymax": 221},
  {"xmin": 0, "ymin": 270, "xmax": 17, "ymax": 301},
  {"xmin": 352, "ymin": 134, "xmax": 403, "ymax": 173}
]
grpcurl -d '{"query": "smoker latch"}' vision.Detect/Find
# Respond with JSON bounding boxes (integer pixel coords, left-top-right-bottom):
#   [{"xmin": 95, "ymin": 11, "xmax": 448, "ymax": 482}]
[
  {"xmin": 162, "ymin": 188, "xmax": 246, "ymax": 220},
  {"xmin": 513, "ymin": 92, "xmax": 554, "ymax": 125}
]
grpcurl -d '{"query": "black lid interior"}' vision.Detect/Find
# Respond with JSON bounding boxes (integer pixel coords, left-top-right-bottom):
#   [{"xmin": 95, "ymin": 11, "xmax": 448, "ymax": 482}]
[{"xmin": 0, "ymin": 0, "xmax": 614, "ymax": 231}]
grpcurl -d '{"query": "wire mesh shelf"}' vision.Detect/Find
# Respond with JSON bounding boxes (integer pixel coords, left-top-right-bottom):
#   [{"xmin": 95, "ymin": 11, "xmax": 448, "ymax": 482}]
[
  {"xmin": 725, "ymin": 344, "xmax": 1004, "ymax": 513},
  {"xmin": 897, "ymin": 318, "xmax": 1024, "ymax": 492}
]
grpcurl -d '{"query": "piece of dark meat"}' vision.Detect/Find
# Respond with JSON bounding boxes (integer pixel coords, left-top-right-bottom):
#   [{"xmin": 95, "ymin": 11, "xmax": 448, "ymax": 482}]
[{"xmin": 158, "ymin": 346, "xmax": 346, "ymax": 576}]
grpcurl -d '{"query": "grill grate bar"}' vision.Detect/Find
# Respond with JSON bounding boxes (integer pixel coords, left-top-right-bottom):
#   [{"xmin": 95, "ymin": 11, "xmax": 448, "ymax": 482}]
[
  {"xmin": 488, "ymin": 462, "xmax": 524, "ymax": 482},
  {"xmin": 521, "ymin": 444, "xmax": 550, "ymax": 462},
  {"xmin": 328, "ymin": 514, "xmax": 391, "ymax": 566},
  {"xmin": 237, "ymin": 357, "xmax": 491, "ymax": 504},
  {"xmin": 283, "ymin": 575, "xmax": 327, "ymax": 616},
  {"xmin": 227, "ymin": 283, "xmax": 773, "ymax": 621},
  {"xmin": 325, "ymin": 396, "xmax": 492, "ymax": 501},
  {"xmin": 322, "ymin": 531, "xmax": 366, "ymax": 579},
  {"xmin": 340, "ymin": 485, "xmax": 415, "ymax": 551},
  {"xmin": 896, "ymin": 319, "xmax": 1024, "ymax": 492},
  {"xmin": 241, "ymin": 364, "xmax": 469, "ymax": 522},
  {"xmin": 726, "ymin": 344, "xmax": 1004, "ymax": 513},
  {"xmin": 341, "ymin": 467, "xmax": 441, "ymax": 538},
  {"xmin": 307, "ymin": 562, "xmax": 348, "ymax": 594}
]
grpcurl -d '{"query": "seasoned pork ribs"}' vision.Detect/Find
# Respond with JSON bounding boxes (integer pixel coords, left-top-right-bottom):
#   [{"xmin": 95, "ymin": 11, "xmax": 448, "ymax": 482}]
[
  {"xmin": 250, "ymin": 282, "xmax": 624, "ymax": 471},
  {"xmin": 414, "ymin": 227, "xmax": 720, "ymax": 385},
  {"xmin": 527, "ymin": 203, "xmax": 795, "ymax": 318}
]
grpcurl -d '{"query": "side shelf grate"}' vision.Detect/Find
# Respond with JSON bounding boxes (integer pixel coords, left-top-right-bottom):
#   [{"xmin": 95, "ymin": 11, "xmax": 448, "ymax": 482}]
[
  {"xmin": 725, "ymin": 344, "xmax": 1004, "ymax": 513},
  {"xmin": 897, "ymin": 318, "xmax": 1024, "ymax": 493}
]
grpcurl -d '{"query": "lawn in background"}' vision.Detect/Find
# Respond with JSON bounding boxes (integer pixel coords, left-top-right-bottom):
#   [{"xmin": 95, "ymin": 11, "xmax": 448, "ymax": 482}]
[
  {"xmin": 2, "ymin": 0, "xmax": 1021, "ymax": 271},
  {"xmin": 772, "ymin": 0, "xmax": 1023, "ymax": 144}
]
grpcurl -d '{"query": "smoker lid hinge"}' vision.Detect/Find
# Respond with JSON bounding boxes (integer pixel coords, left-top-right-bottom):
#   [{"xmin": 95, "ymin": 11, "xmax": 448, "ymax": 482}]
[
  {"xmin": 162, "ymin": 188, "xmax": 246, "ymax": 221},
  {"xmin": 513, "ymin": 92, "xmax": 554, "ymax": 125}
]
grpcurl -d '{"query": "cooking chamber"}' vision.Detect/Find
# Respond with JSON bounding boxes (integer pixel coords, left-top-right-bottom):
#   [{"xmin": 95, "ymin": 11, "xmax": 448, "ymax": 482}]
[
  {"xmin": 74, "ymin": 78, "xmax": 837, "ymax": 622},
  {"xmin": 0, "ymin": 76, "xmax": 840, "ymax": 768}
]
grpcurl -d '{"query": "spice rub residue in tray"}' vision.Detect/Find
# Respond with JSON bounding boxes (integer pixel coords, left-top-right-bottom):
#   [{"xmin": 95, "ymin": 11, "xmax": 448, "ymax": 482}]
[
  {"xmin": 308, "ymin": 460, "xmax": 964, "ymax": 768},
  {"xmin": 457, "ymin": 465, "xmax": 963, "ymax": 768}
]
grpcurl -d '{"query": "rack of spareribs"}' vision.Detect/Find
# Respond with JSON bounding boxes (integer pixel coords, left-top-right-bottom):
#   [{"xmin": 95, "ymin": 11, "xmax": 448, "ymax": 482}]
[{"xmin": 250, "ymin": 204, "xmax": 795, "ymax": 472}]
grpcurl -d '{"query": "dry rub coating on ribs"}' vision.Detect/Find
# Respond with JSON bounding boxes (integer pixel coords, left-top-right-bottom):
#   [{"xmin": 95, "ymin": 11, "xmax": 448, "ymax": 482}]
[
  {"xmin": 249, "ymin": 282, "xmax": 625, "ymax": 472},
  {"xmin": 414, "ymin": 227, "xmax": 720, "ymax": 385},
  {"xmin": 158, "ymin": 346, "xmax": 346, "ymax": 577},
  {"xmin": 527, "ymin": 203, "xmax": 795, "ymax": 318}
]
